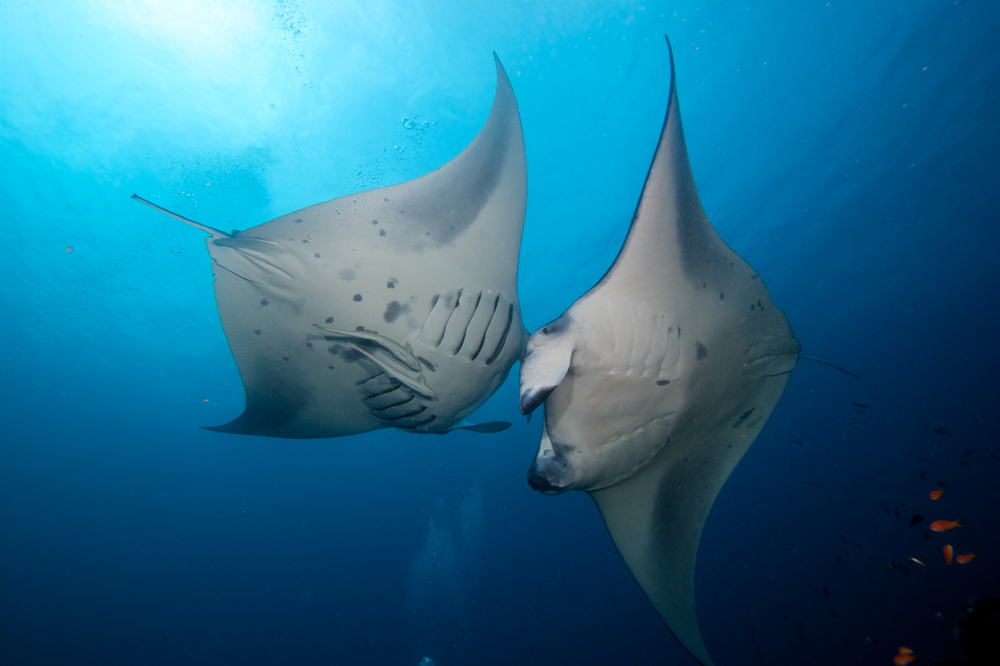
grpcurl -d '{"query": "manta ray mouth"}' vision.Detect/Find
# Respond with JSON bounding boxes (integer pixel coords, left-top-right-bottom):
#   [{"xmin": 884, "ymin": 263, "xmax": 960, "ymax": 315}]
[
  {"xmin": 526, "ymin": 460, "xmax": 570, "ymax": 495},
  {"xmin": 527, "ymin": 473, "xmax": 557, "ymax": 493}
]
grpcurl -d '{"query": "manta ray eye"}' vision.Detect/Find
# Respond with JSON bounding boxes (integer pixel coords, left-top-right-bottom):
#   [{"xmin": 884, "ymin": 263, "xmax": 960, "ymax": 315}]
[{"xmin": 540, "ymin": 315, "xmax": 570, "ymax": 336}]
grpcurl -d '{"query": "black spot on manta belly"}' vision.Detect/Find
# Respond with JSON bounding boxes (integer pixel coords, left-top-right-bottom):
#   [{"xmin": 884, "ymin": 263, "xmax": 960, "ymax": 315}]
[
  {"xmin": 260, "ymin": 299, "xmax": 269, "ymax": 306},
  {"xmin": 719, "ymin": 293, "xmax": 724, "ymax": 300},
  {"xmin": 325, "ymin": 316, "xmax": 334, "ymax": 323},
  {"xmin": 387, "ymin": 281, "xmax": 395, "ymax": 288},
  {"xmin": 294, "ymin": 218, "xmax": 302, "ymax": 223},
  {"xmin": 340, "ymin": 270, "xmax": 356, "ymax": 281},
  {"xmin": 696, "ymin": 342, "xmax": 708, "ymax": 360},
  {"xmin": 254, "ymin": 329, "xmax": 262, "ymax": 335},
  {"xmin": 732, "ymin": 407, "xmax": 757, "ymax": 428},
  {"xmin": 656, "ymin": 380, "xmax": 670, "ymax": 386},
  {"xmin": 383, "ymin": 301, "xmax": 409, "ymax": 323},
  {"xmin": 353, "ymin": 294, "xmax": 363, "ymax": 302},
  {"xmin": 379, "ymin": 229, "xmax": 386, "ymax": 236},
  {"xmin": 329, "ymin": 345, "xmax": 362, "ymax": 363},
  {"xmin": 372, "ymin": 219, "xmax": 378, "ymax": 225}
]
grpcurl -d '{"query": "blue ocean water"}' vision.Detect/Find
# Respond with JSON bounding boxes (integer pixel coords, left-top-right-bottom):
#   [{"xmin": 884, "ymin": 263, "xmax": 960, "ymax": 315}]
[{"xmin": 2, "ymin": 1, "xmax": 998, "ymax": 664}]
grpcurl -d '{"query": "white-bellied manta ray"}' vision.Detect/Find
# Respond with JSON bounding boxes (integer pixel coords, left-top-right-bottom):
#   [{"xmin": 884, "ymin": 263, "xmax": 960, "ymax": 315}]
[
  {"xmin": 134, "ymin": 55, "xmax": 527, "ymax": 439},
  {"xmin": 518, "ymin": 38, "xmax": 800, "ymax": 666}
]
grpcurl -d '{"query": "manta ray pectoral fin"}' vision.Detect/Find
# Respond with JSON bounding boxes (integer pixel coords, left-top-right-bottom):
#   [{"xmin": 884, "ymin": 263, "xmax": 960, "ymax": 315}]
[
  {"xmin": 314, "ymin": 325, "xmax": 435, "ymax": 400},
  {"xmin": 443, "ymin": 419, "xmax": 512, "ymax": 434},
  {"xmin": 589, "ymin": 459, "xmax": 715, "ymax": 666},
  {"xmin": 588, "ymin": 370, "xmax": 793, "ymax": 666}
]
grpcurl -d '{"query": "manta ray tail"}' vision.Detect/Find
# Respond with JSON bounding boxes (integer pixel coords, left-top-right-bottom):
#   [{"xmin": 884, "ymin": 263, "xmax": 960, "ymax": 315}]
[
  {"xmin": 131, "ymin": 194, "xmax": 232, "ymax": 238},
  {"xmin": 444, "ymin": 419, "xmax": 512, "ymax": 434},
  {"xmin": 799, "ymin": 355, "xmax": 859, "ymax": 378}
]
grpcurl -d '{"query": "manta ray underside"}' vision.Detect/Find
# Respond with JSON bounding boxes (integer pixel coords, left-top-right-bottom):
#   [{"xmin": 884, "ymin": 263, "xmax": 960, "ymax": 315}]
[
  {"xmin": 136, "ymin": 55, "xmax": 527, "ymax": 439},
  {"xmin": 518, "ymin": 38, "xmax": 800, "ymax": 666}
]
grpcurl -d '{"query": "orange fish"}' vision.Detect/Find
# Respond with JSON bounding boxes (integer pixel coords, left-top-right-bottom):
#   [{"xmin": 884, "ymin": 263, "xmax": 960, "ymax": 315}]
[
  {"xmin": 955, "ymin": 553, "xmax": 976, "ymax": 564},
  {"xmin": 929, "ymin": 489, "xmax": 944, "ymax": 500},
  {"xmin": 899, "ymin": 648, "xmax": 914, "ymax": 655},
  {"xmin": 928, "ymin": 519, "xmax": 961, "ymax": 532},
  {"xmin": 894, "ymin": 647, "xmax": 916, "ymax": 665},
  {"xmin": 943, "ymin": 544, "xmax": 954, "ymax": 565}
]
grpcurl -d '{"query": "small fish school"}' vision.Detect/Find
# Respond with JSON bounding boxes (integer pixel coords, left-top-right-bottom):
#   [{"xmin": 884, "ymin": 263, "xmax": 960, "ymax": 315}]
[
  {"xmin": 897, "ymin": 478, "xmax": 979, "ymax": 658},
  {"xmin": 893, "ymin": 646, "xmax": 915, "ymax": 665},
  {"xmin": 928, "ymin": 519, "xmax": 961, "ymax": 532}
]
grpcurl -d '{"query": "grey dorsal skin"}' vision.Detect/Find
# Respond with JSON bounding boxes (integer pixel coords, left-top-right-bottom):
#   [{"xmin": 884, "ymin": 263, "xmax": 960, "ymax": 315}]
[
  {"xmin": 518, "ymin": 38, "xmax": 800, "ymax": 666},
  {"xmin": 135, "ymin": 54, "xmax": 527, "ymax": 439}
]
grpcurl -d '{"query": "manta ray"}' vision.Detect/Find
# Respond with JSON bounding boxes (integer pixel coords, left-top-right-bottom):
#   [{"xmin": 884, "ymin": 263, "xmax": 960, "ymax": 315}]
[
  {"xmin": 518, "ymin": 38, "xmax": 800, "ymax": 666},
  {"xmin": 135, "ymin": 55, "xmax": 527, "ymax": 439}
]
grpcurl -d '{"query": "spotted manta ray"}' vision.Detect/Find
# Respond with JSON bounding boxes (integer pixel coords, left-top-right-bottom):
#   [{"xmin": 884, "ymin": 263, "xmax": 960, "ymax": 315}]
[
  {"xmin": 135, "ymin": 55, "xmax": 527, "ymax": 438},
  {"xmin": 518, "ymin": 38, "xmax": 800, "ymax": 666}
]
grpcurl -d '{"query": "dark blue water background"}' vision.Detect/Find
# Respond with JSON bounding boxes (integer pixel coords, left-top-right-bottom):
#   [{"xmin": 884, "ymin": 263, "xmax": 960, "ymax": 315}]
[{"xmin": 2, "ymin": 2, "xmax": 998, "ymax": 665}]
